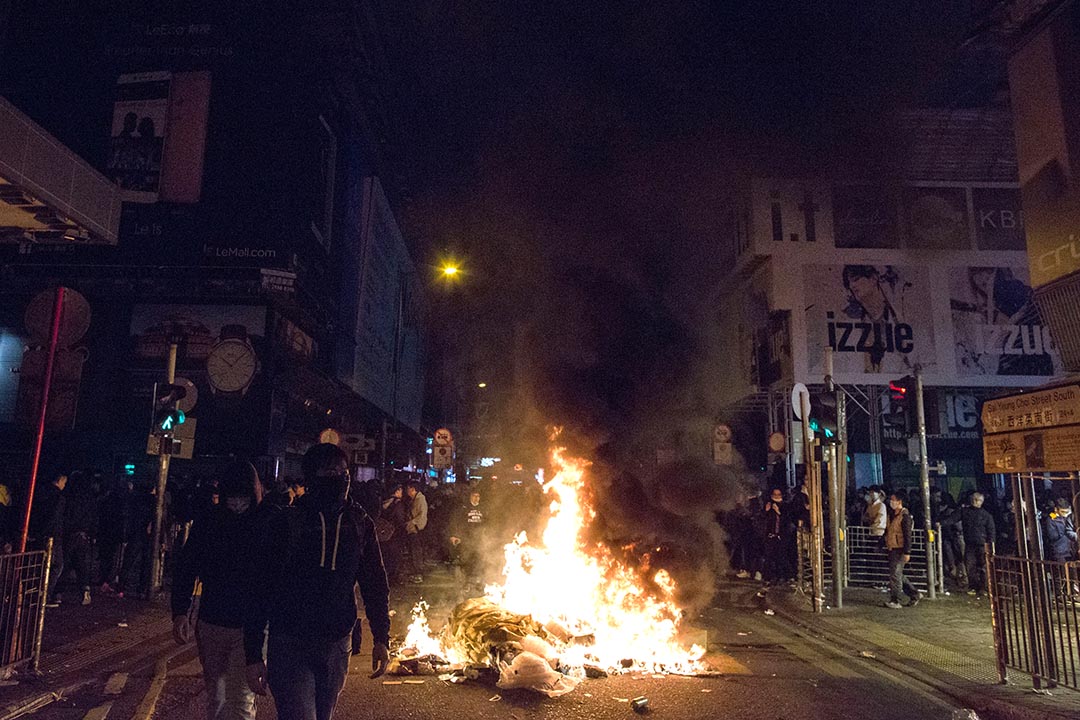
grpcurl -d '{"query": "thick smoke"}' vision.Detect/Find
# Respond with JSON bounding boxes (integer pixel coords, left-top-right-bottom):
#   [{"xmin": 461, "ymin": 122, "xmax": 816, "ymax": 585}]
[{"xmin": 389, "ymin": 3, "xmax": 974, "ymax": 608}]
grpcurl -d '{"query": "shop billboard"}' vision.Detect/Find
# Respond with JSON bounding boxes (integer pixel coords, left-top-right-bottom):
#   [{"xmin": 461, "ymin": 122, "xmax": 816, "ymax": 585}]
[
  {"xmin": 805, "ymin": 263, "xmax": 937, "ymax": 378},
  {"xmin": 949, "ymin": 265, "xmax": 1063, "ymax": 377}
]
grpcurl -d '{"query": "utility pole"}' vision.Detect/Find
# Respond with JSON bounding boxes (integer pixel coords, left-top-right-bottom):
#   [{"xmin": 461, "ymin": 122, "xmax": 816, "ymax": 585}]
[
  {"xmin": 836, "ymin": 370, "xmax": 849, "ymax": 589},
  {"xmin": 149, "ymin": 340, "xmax": 178, "ymax": 596},
  {"xmin": 914, "ymin": 368, "xmax": 937, "ymax": 600},
  {"xmin": 824, "ymin": 349, "xmax": 843, "ymax": 608}
]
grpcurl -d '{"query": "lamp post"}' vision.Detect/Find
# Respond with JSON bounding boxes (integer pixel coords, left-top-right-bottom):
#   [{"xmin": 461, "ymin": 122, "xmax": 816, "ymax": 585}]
[{"xmin": 383, "ymin": 262, "xmax": 462, "ymax": 478}]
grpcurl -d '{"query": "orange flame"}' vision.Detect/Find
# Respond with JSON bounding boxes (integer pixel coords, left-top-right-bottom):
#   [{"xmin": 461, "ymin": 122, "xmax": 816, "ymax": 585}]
[{"xmin": 408, "ymin": 446, "xmax": 705, "ymax": 674}]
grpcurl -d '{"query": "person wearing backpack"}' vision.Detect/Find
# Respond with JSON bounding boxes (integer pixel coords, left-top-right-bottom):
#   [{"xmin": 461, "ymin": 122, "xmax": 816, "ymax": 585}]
[{"xmin": 244, "ymin": 444, "xmax": 389, "ymax": 720}]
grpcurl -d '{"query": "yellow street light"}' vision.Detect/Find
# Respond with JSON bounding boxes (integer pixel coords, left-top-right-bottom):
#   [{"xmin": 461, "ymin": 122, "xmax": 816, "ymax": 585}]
[
  {"xmin": 477, "ymin": 382, "xmax": 487, "ymax": 388},
  {"xmin": 441, "ymin": 264, "xmax": 460, "ymax": 277}
]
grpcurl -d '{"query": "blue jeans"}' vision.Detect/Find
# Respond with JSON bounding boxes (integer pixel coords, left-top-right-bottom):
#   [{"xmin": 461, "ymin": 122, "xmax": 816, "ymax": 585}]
[
  {"xmin": 267, "ymin": 633, "xmax": 351, "ymax": 720},
  {"xmin": 196, "ymin": 622, "xmax": 255, "ymax": 720}
]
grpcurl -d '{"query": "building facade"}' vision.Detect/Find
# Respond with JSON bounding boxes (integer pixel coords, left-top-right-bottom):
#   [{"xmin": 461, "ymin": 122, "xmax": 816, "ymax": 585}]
[
  {"xmin": 715, "ymin": 109, "xmax": 1062, "ymax": 495},
  {"xmin": 0, "ymin": 2, "xmax": 424, "ymax": 487}
]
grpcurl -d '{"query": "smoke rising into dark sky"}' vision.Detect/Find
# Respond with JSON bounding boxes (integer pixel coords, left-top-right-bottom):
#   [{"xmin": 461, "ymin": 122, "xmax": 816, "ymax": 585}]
[{"xmin": 380, "ymin": 2, "xmax": 998, "ymax": 599}]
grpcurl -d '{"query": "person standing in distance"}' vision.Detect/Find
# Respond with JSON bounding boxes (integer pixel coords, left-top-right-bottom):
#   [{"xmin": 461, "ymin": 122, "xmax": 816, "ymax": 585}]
[{"xmin": 244, "ymin": 444, "xmax": 389, "ymax": 720}]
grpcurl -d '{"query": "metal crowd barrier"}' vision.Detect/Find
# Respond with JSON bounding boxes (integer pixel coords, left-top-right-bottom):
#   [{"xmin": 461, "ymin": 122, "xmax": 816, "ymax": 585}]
[
  {"xmin": 0, "ymin": 540, "xmax": 51, "ymax": 676},
  {"xmin": 988, "ymin": 552, "xmax": 1080, "ymax": 691},
  {"xmin": 798, "ymin": 525, "xmax": 932, "ymax": 593}
]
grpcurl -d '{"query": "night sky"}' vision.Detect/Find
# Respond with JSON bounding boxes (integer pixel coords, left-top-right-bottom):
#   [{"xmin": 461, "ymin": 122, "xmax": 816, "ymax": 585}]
[{"xmin": 378, "ymin": 1, "xmax": 1000, "ymax": 454}]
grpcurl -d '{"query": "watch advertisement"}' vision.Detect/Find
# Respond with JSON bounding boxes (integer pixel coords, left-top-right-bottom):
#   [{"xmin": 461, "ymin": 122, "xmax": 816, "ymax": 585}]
[{"xmin": 129, "ymin": 304, "xmax": 269, "ymax": 457}]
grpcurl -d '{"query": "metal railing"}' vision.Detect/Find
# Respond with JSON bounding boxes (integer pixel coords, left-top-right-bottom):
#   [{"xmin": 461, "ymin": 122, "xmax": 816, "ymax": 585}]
[
  {"xmin": 798, "ymin": 524, "xmax": 933, "ymax": 593},
  {"xmin": 988, "ymin": 551, "xmax": 1080, "ymax": 690},
  {"xmin": 0, "ymin": 540, "xmax": 51, "ymax": 675}
]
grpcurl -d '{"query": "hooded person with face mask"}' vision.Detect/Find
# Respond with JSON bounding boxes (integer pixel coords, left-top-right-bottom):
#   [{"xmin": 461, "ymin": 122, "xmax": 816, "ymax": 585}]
[
  {"xmin": 244, "ymin": 443, "xmax": 389, "ymax": 720},
  {"xmin": 172, "ymin": 460, "xmax": 271, "ymax": 720}
]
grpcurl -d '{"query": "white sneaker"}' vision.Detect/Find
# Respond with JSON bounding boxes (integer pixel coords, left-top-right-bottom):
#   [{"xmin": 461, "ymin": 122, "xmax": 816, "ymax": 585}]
[
  {"xmin": 735, "ymin": 570, "xmax": 750, "ymax": 579},
  {"xmin": 883, "ymin": 600, "xmax": 903, "ymax": 609}
]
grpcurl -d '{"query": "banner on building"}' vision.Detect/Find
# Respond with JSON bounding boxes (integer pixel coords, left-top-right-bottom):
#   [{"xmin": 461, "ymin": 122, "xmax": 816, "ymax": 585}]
[
  {"xmin": 805, "ymin": 264, "xmax": 937, "ymax": 379},
  {"xmin": 107, "ymin": 72, "xmax": 171, "ymax": 200},
  {"xmin": 831, "ymin": 185, "xmax": 899, "ymax": 249},
  {"xmin": 950, "ymin": 265, "xmax": 1062, "ymax": 377},
  {"xmin": 902, "ymin": 186, "xmax": 969, "ymax": 249}
]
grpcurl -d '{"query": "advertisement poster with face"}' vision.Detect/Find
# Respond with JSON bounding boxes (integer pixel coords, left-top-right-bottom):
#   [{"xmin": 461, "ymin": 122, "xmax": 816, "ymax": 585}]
[
  {"xmin": 950, "ymin": 265, "xmax": 1062, "ymax": 377},
  {"xmin": 106, "ymin": 72, "xmax": 171, "ymax": 199},
  {"xmin": 806, "ymin": 264, "xmax": 936, "ymax": 378}
]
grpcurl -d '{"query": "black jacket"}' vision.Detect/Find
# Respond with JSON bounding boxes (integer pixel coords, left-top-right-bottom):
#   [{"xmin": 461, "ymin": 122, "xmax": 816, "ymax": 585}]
[
  {"xmin": 28, "ymin": 482, "xmax": 65, "ymax": 541},
  {"xmin": 1043, "ymin": 514, "xmax": 1077, "ymax": 562},
  {"xmin": 960, "ymin": 506, "xmax": 996, "ymax": 547},
  {"xmin": 171, "ymin": 503, "xmax": 274, "ymax": 628},
  {"xmin": 244, "ymin": 497, "xmax": 390, "ymax": 664}
]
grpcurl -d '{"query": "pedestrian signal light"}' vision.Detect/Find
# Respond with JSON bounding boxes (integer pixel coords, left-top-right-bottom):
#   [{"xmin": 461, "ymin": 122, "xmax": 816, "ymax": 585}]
[
  {"xmin": 124, "ymin": 463, "xmax": 136, "ymax": 476},
  {"xmin": 810, "ymin": 391, "xmax": 839, "ymax": 443},
  {"xmin": 152, "ymin": 383, "xmax": 187, "ymax": 435},
  {"xmin": 157, "ymin": 408, "xmax": 185, "ymax": 432}
]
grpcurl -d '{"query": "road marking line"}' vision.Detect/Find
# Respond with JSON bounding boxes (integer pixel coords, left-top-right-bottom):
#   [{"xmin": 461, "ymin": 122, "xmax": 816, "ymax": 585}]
[
  {"xmin": 103, "ymin": 673, "xmax": 128, "ymax": 696},
  {"xmin": 82, "ymin": 702, "xmax": 113, "ymax": 720}
]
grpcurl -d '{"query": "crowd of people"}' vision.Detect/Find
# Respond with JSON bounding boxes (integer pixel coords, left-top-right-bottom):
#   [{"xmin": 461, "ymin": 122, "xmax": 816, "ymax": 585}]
[{"xmin": 723, "ymin": 480, "xmax": 1078, "ymax": 609}]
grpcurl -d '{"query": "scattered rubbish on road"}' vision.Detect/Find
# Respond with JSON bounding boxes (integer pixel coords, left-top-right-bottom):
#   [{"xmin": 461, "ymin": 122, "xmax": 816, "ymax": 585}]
[
  {"xmin": 584, "ymin": 664, "xmax": 608, "ymax": 678},
  {"xmin": 116, "ymin": 622, "xmax": 129, "ymax": 628},
  {"xmin": 614, "ymin": 697, "xmax": 630, "ymax": 702},
  {"xmin": 403, "ymin": 679, "xmax": 425, "ymax": 685},
  {"xmin": 701, "ymin": 689, "xmax": 712, "ymax": 693},
  {"xmin": 382, "ymin": 680, "xmax": 403, "ymax": 685},
  {"xmin": 763, "ymin": 609, "xmax": 775, "ymax": 616},
  {"xmin": 488, "ymin": 694, "xmax": 502, "ymax": 702},
  {"xmin": 950, "ymin": 710, "xmax": 980, "ymax": 720},
  {"xmin": 859, "ymin": 651, "xmax": 876, "ymax": 659},
  {"xmin": 103, "ymin": 673, "xmax": 128, "ymax": 696},
  {"xmin": 737, "ymin": 632, "xmax": 750, "ymax": 636},
  {"xmin": 650, "ymin": 674, "xmax": 664, "ymax": 679},
  {"xmin": 630, "ymin": 695, "xmax": 649, "ymax": 713}
]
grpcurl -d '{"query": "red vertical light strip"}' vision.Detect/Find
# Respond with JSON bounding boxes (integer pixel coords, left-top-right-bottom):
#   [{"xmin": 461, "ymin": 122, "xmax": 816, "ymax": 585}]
[{"xmin": 18, "ymin": 286, "xmax": 65, "ymax": 553}]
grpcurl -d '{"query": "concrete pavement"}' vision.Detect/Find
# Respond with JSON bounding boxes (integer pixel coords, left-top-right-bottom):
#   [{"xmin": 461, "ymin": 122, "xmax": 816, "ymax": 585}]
[{"xmin": 765, "ymin": 582, "xmax": 1080, "ymax": 720}]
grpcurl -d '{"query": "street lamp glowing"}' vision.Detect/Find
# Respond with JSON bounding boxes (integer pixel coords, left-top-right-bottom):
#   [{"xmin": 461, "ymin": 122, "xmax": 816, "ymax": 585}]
[
  {"xmin": 441, "ymin": 264, "xmax": 460, "ymax": 277},
  {"xmin": 477, "ymin": 382, "xmax": 487, "ymax": 388}
]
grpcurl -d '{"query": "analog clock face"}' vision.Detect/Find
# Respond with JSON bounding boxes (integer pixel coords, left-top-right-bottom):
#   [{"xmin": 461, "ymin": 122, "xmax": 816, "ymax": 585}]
[{"xmin": 207, "ymin": 339, "xmax": 258, "ymax": 393}]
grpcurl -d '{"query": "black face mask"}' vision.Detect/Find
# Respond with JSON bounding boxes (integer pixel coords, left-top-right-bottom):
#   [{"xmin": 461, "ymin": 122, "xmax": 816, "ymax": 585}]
[{"xmin": 309, "ymin": 472, "xmax": 350, "ymax": 509}]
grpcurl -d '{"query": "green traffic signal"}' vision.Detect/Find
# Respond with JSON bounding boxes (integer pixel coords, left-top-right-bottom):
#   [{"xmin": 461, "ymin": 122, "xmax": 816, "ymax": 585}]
[{"xmin": 157, "ymin": 408, "xmax": 185, "ymax": 432}]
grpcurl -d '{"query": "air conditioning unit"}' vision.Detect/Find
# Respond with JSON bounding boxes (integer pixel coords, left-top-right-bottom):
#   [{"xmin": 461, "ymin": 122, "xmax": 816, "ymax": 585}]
[{"xmin": 1036, "ymin": 271, "xmax": 1080, "ymax": 373}]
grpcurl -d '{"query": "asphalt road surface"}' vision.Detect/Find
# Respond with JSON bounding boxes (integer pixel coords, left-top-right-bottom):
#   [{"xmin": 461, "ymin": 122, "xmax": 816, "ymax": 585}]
[{"xmin": 29, "ymin": 575, "xmax": 960, "ymax": 720}]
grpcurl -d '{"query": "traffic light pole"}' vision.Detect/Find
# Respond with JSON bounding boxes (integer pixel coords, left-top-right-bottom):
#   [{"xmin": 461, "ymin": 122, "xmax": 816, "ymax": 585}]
[
  {"xmin": 915, "ymin": 369, "xmax": 937, "ymax": 600},
  {"xmin": 800, "ymin": 390, "xmax": 824, "ymax": 613},
  {"xmin": 824, "ymin": 349, "xmax": 843, "ymax": 608},
  {"xmin": 149, "ymin": 341, "xmax": 178, "ymax": 596}
]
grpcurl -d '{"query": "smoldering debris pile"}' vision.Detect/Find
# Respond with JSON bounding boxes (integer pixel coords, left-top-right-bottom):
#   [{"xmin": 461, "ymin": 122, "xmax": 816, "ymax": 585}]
[{"xmin": 388, "ymin": 598, "xmax": 717, "ymax": 697}]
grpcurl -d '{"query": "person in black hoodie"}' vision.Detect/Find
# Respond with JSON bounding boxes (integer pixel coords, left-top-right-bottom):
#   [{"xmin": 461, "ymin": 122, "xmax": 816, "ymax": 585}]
[
  {"xmin": 244, "ymin": 443, "xmax": 389, "ymax": 720},
  {"xmin": 960, "ymin": 491, "xmax": 996, "ymax": 597},
  {"xmin": 172, "ymin": 461, "xmax": 270, "ymax": 720},
  {"xmin": 64, "ymin": 472, "xmax": 99, "ymax": 606},
  {"xmin": 29, "ymin": 471, "xmax": 67, "ymax": 607}
]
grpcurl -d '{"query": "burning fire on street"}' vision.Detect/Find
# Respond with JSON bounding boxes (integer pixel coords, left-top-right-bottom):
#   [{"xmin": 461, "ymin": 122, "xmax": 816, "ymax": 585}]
[{"xmin": 394, "ymin": 444, "xmax": 711, "ymax": 696}]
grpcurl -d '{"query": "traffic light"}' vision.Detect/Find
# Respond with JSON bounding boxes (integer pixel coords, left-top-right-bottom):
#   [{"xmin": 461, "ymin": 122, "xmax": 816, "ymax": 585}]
[
  {"xmin": 888, "ymin": 376, "xmax": 916, "ymax": 434},
  {"xmin": 809, "ymin": 390, "xmax": 839, "ymax": 444},
  {"xmin": 152, "ymin": 383, "xmax": 187, "ymax": 435}
]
